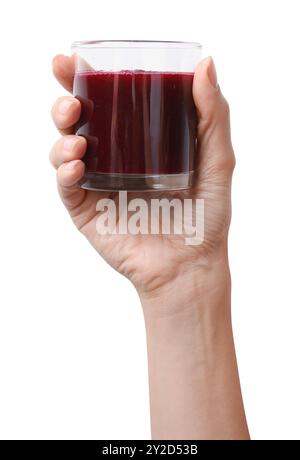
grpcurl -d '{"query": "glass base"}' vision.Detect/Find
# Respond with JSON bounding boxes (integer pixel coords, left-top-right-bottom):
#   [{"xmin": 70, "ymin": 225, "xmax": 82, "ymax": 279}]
[{"xmin": 79, "ymin": 172, "xmax": 194, "ymax": 192}]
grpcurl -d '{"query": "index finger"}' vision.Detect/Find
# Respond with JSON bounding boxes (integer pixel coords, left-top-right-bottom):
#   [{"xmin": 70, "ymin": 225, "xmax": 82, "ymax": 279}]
[{"xmin": 52, "ymin": 54, "xmax": 75, "ymax": 93}]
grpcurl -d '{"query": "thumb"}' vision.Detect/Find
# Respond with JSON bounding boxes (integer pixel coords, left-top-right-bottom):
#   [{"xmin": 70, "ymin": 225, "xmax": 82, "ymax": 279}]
[{"xmin": 193, "ymin": 57, "xmax": 235, "ymax": 181}]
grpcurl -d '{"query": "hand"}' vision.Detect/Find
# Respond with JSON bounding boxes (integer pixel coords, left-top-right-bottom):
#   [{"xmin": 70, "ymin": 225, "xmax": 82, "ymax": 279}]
[
  {"xmin": 50, "ymin": 55, "xmax": 235, "ymax": 301},
  {"xmin": 50, "ymin": 55, "xmax": 249, "ymax": 440}
]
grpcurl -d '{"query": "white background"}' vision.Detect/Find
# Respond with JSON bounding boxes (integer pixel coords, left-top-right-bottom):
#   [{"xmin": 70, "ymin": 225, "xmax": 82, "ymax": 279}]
[{"xmin": 0, "ymin": 0, "xmax": 299, "ymax": 440}]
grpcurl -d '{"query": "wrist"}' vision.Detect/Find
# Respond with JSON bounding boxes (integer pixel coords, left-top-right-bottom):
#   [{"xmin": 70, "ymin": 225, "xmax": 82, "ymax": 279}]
[
  {"xmin": 140, "ymin": 253, "xmax": 231, "ymax": 321},
  {"xmin": 142, "ymin": 260, "xmax": 232, "ymax": 362}
]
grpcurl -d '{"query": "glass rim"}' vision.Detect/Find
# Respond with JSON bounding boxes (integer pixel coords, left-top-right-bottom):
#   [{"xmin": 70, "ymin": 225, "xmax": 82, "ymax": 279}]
[{"xmin": 71, "ymin": 40, "xmax": 202, "ymax": 50}]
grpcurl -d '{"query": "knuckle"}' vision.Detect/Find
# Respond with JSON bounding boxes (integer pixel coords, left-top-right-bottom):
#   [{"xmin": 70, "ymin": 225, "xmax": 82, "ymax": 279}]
[
  {"xmin": 52, "ymin": 96, "xmax": 64, "ymax": 111},
  {"xmin": 49, "ymin": 149, "xmax": 53, "ymax": 164},
  {"xmin": 51, "ymin": 98, "xmax": 61, "ymax": 121},
  {"xmin": 221, "ymin": 97, "xmax": 230, "ymax": 118},
  {"xmin": 221, "ymin": 154, "xmax": 236, "ymax": 174},
  {"xmin": 51, "ymin": 96, "xmax": 79, "ymax": 120},
  {"xmin": 49, "ymin": 146, "xmax": 56, "ymax": 166},
  {"xmin": 213, "ymin": 150, "xmax": 236, "ymax": 176},
  {"xmin": 49, "ymin": 138, "xmax": 62, "ymax": 167},
  {"xmin": 226, "ymin": 156, "xmax": 236, "ymax": 174}
]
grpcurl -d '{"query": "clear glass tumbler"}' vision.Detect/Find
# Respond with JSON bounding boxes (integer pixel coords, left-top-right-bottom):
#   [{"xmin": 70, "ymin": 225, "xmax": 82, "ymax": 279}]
[{"xmin": 71, "ymin": 40, "xmax": 202, "ymax": 191}]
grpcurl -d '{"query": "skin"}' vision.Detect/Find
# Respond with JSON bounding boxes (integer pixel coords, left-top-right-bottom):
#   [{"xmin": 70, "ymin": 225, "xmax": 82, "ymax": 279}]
[{"xmin": 50, "ymin": 54, "xmax": 249, "ymax": 439}]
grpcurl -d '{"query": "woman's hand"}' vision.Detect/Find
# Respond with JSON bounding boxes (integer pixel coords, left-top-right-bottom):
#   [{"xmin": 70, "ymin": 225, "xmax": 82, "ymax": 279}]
[
  {"xmin": 50, "ymin": 55, "xmax": 235, "ymax": 303},
  {"xmin": 50, "ymin": 55, "xmax": 249, "ymax": 440}
]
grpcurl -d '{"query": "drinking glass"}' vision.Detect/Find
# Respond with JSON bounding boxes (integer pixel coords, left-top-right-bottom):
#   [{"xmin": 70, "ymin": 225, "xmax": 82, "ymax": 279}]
[{"xmin": 71, "ymin": 40, "xmax": 202, "ymax": 191}]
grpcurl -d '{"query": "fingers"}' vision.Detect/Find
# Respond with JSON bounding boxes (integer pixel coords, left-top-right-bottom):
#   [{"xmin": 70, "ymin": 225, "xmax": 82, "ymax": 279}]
[
  {"xmin": 193, "ymin": 57, "xmax": 235, "ymax": 180},
  {"xmin": 50, "ymin": 137, "xmax": 86, "ymax": 211},
  {"xmin": 57, "ymin": 160, "xmax": 85, "ymax": 188},
  {"xmin": 49, "ymin": 135, "xmax": 87, "ymax": 169},
  {"xmin": 51, "ymin": 96, "xmax": 81, "ymax": 135},
  {"xmin": 52, "ymin": 55, "xmax": 75, "ymax": 93},
  {"xmin": 49, "ymin": 134, "xmax": 86, "ymax": 207},
  {"xmin": 51, "ymin": 55, "xmax": 87, "ymax": 210},
  {"xmin": 52, "ymin": 55, "xmax": 80, "ymax": 134},
  {"xmin": 56, "ymin": 159, "xmax": 86, "ymax": 213}
]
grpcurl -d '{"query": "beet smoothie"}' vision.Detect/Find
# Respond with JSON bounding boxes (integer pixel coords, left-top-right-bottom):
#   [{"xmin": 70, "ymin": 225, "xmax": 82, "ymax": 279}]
[{"xmin": 73, "ymin": 70, "xmax": 197, "ymax": 180}]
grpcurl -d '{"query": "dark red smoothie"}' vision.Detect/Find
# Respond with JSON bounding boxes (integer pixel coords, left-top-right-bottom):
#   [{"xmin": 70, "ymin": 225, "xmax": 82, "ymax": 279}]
[{"xmin": 73, "ymin": 71, "xmax": 197, "ymax": 176}]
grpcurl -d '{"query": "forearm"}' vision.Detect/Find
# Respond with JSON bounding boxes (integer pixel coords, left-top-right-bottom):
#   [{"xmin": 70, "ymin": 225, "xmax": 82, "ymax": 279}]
[{"xmin": 141, "ymin": 262, "xmax": 249, "ymax": 440}]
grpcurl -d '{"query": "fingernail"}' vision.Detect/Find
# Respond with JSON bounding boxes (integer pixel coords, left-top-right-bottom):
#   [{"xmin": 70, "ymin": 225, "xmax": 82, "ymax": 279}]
[
  {"xmin": 207, "ymin": 57, "xmax": 218, "ymax": 88},
  {"xmin": 63, "ymin": 136, "xmax": 78, "ymax": 152},
  {"xmin": 58, "ymin": 98, "xmax": 75, "ymax": 115}
]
